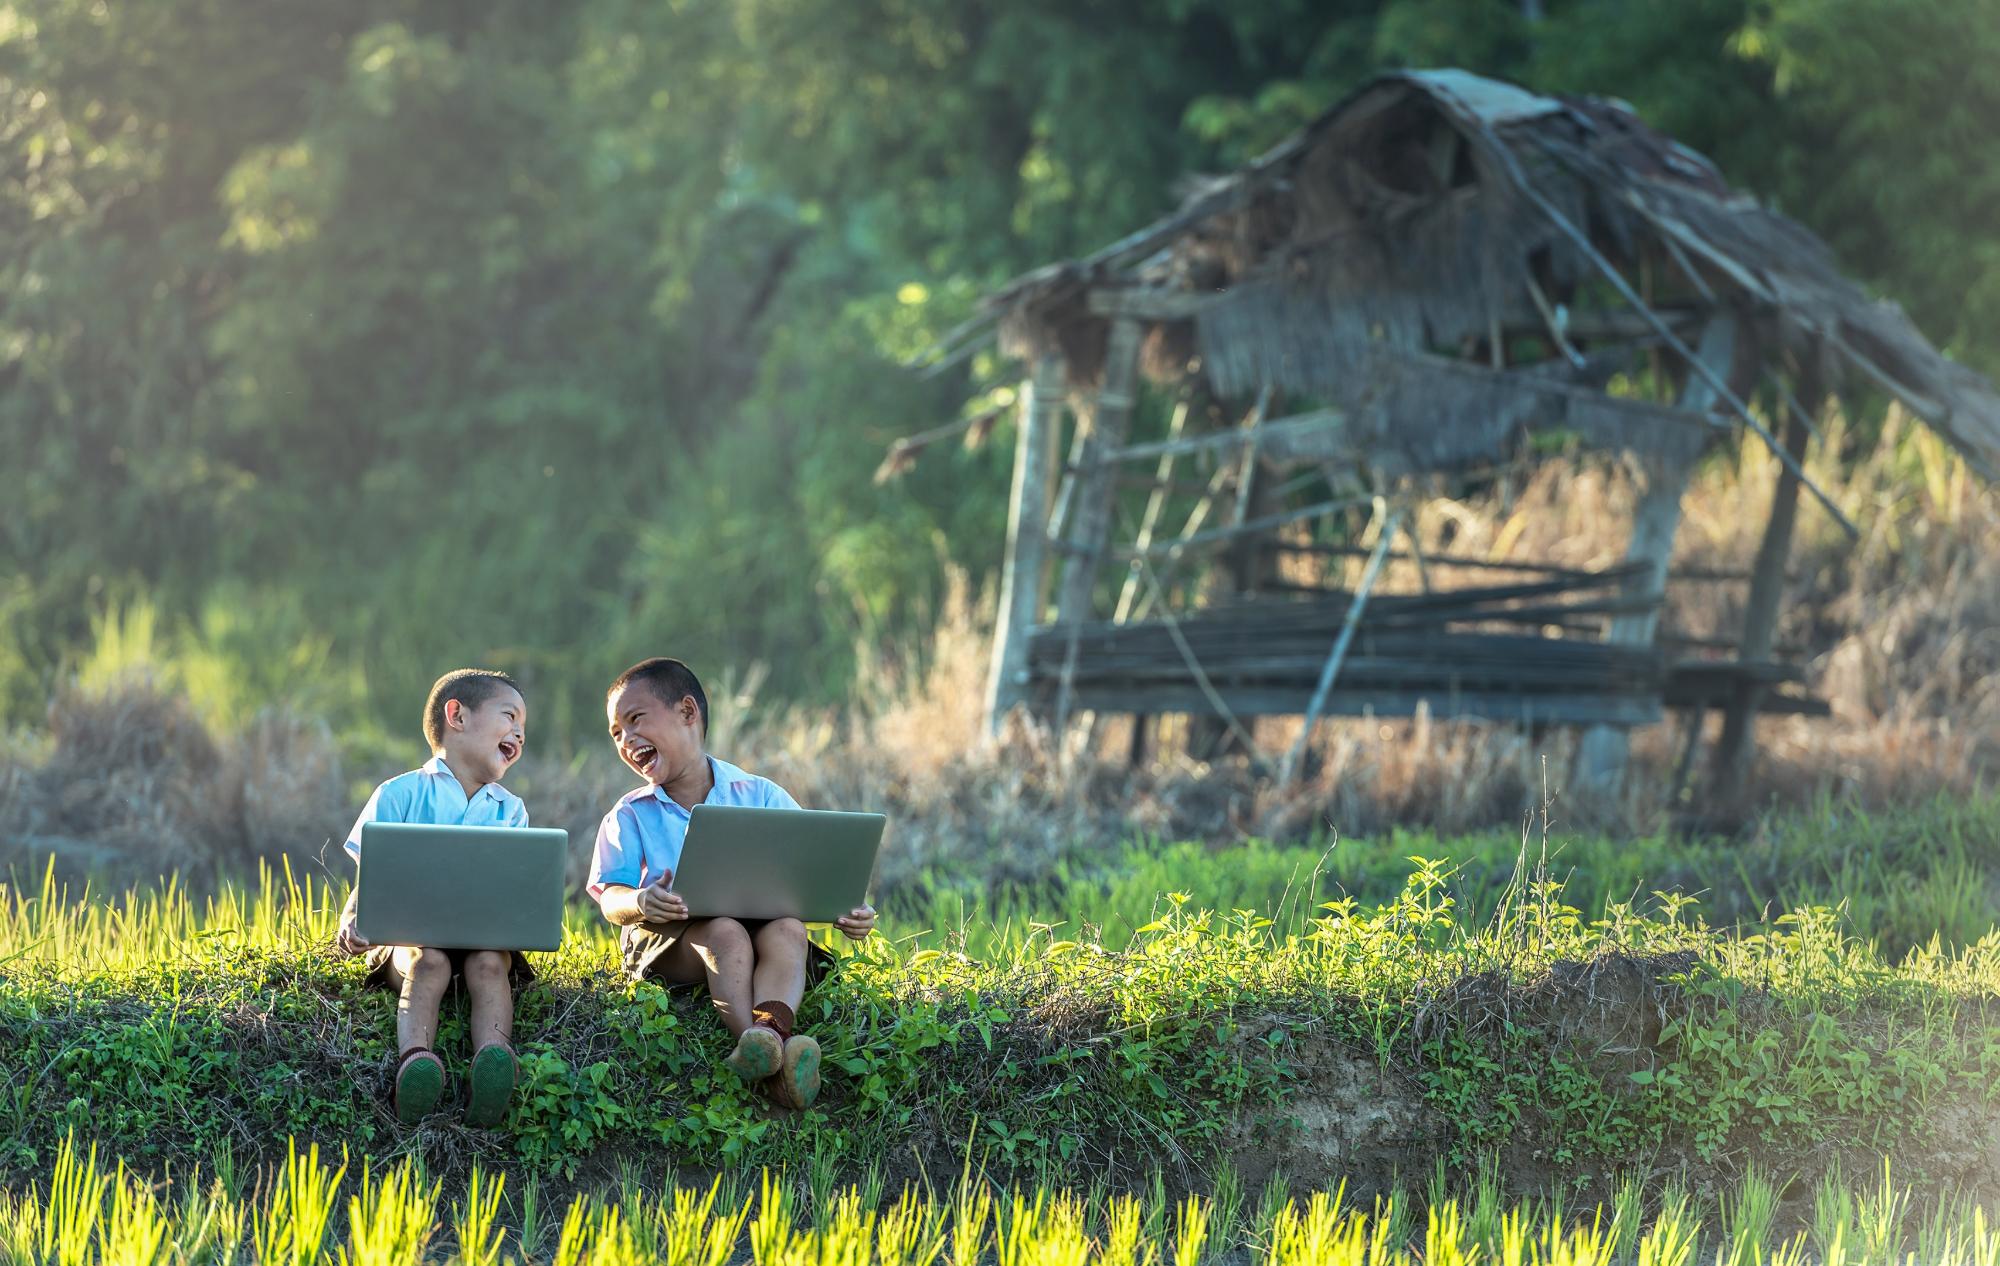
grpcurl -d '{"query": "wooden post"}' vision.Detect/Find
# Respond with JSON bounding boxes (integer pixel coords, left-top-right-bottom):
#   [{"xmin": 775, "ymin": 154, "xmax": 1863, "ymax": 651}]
[
  {"xmin": 1575, "ymin": 316, "xmax": 1738, "ymax": 791},
  {"xmin": 1113, "ymin": 396, "xmax": 1190, "ymax": 623},
  {"xmin": 1190, "ymin": 389, "xmax": 1278, "ymax": 759},
  {"xmin": 1279, "ymin": 508, "xmax": 1401, "ymax": 787},
  {"xmin": 1710, "ymin": 379, "xmax": 1814, "ymax": 800},
  {"xmin": 1115, "ymin": 394, "xmax": 1190, "ymax": 770},
  {"xmin": 1051, "ymin": 317, "xmax": 1144, "ymax": 731},
  {"xmin": 985, "ymin": 354, "xmax": 1065, "ymax": 733}
]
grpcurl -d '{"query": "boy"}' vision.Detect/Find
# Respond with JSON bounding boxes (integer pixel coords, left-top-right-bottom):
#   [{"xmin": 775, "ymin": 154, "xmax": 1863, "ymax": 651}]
[
  {"xmin": 589, "ymin": 657, "xmax": 876, "ymax": 1110},
  {"xmin": 334, "ymin": 668, "xmax": 531, "ymax": 1127}
]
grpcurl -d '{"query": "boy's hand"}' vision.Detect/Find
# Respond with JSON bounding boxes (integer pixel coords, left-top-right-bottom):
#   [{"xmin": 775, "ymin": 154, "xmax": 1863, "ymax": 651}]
[
  {"xmin": 334, "ymin": 887, "xmax": 369, "ymax": 956},
  {"xmin": 636, "ymin": 870, "xmax": 686, "ymax": 923},
  {"xmin": 833, "ymin": 905, "xmax": 877, "ymax": 941},
  {"xmin": 335, "ymin": 912, "xmax": 370, "ymax": 956}
]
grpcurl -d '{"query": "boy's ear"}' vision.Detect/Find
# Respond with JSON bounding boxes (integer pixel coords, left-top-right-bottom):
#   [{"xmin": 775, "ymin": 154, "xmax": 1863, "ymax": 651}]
[
  {"xmin": 680, "ymin": 695, "xmax": 699, "ymax": 727},
  {"xmin": 444, "ymin": 698, "xmax": 464, "ymax": 731}
]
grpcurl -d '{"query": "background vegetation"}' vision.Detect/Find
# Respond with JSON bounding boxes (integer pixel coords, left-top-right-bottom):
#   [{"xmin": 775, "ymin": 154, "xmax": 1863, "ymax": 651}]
[{"xmin": 5, "ymin": 0, "xmax": 1998, "ymax": 762}]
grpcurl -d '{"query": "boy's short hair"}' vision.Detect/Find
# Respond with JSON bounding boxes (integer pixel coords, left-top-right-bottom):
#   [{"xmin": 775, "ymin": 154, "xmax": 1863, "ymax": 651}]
[
  {"xmin": 423, "ymin": 669, "xmax": 523, "ymax": 751},
  {"xmin": 609, "ymin": 658, "xmax": 708, "ymax": 736}
]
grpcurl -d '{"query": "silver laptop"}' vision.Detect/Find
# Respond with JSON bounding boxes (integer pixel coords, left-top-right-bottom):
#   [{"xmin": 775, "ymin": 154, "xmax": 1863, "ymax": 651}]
[
  {"xmin": 355, "ymin": 822, "xmax": 568, "ymax": 951},
  {"xmin": 673, "ymin": 805, "xmax": 886, "ymax": 922}
]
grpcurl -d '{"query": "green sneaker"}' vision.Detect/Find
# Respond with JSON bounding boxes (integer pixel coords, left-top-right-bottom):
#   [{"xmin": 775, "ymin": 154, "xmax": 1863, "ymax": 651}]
[
  {"xmin": 393, "ymin": 1048, "xmax": 444, "ymax": 1125},
  {"xmin": 774, "ymin": 1034, "xmax": 821, "ymax": 1110},
  {"xmin": 724, "ymin": 1025, "xmax": 783, "ymax": 1082},
  {"xmin": 465, "ymin": 1042, "xmax": 517, "ymax": 1129}
]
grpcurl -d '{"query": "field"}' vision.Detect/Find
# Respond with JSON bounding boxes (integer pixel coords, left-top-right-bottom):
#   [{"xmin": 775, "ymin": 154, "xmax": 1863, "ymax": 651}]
[
  {"xmin": 4, "ymin": 399, "xmax": 1997, "ymax": 1263},
  {"xmin": 4, "ymin": 793, "xmax": 2000, "ymax": 1264}
]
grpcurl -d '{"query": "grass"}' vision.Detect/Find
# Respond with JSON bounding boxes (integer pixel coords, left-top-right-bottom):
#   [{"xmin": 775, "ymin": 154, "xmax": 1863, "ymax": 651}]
[
  {"xmin": 4, "ymin": 789, "xmax": 2000, "ymax": 1258},
  {"xmin": 4, "ymin": 1133, "xmax": 2000, "ymax": 1264},
  {"xmin": 2, "ymin": 840, "xmax": 1998, "ymax": 1192},
  {"xmin": 892, "ymin": 791, "xmax": 2000, "ymax": 960}
]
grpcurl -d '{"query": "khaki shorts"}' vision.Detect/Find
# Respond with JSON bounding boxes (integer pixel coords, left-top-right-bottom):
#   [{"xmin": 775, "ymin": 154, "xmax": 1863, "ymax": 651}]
[{"xmin": 620, "ymin": 918, "xmax": 837, "ymax": 989}]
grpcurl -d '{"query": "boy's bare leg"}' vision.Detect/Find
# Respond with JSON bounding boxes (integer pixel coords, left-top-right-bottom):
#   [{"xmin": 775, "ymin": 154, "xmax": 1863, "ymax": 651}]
[
  {"xmin": 682, "ymin": 918, "xmax": 755, "ymax": 1036},
  {"xmin": 750, "ymin": 918, "xmax": 809, "ymax": 1015},
  {"xmin": 462, "ymin": 951, "xmax": 514, "ymax": 1050},
  {"xmin": 386, "ymin": 946, "xmax": 453, "ymax": 1051}
]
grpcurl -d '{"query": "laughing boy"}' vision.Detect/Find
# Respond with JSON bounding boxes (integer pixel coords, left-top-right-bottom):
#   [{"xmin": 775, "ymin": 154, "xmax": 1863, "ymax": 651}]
[
  {"xmin": 334, "ymin": 668, "xmax": 532, "ymax": 1127},
  {"xmin": 588, "ymin": 657, "xmax": 876, "ymax": 1109}
]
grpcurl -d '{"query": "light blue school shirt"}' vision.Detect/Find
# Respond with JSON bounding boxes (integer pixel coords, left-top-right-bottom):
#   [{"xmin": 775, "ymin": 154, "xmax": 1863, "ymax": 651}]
[
  {"xmin": 587, "ymin": 755, "xmax": 798, "ymax": 897},
  {"xmin": 343, "ymin": 754, "xmax": 530, "ymax": 862}
]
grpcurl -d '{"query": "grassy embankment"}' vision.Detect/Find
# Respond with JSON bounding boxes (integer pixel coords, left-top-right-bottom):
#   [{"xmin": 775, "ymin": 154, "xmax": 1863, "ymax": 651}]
[{"xmin": 4, "ymin": 797, "xmax": 2000, "ymax": 1260}]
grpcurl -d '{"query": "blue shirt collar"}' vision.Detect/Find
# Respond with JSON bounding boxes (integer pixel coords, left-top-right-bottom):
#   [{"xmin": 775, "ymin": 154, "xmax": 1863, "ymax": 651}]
[
  {"xmin": 423, "ymin": 753, "xmax": 501, "ymax": 799},
  {"xmin": 650, "ymin": 755, "xmax": 735, "ymax": 812}
]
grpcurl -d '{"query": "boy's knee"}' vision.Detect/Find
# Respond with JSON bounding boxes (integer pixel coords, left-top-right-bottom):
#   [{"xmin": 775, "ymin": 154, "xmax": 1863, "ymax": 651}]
[
  {"xmin": 463, "ymin": 950, "xmax": 510, "ymax": 988},
  {"xmin": 694, "ymin": 917, "xmax": 752, "ymax": 954},
  {"xmin": 755, "ymin": 918, "xmax": 807, "ymax": 950},
  {"xmin": 405, "ymin": 946, "xmax": 453, "ymax": 987}
]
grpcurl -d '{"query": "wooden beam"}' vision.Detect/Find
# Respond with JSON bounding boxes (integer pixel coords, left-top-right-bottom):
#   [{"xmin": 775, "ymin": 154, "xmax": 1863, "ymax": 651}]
[
  {"xmin": 1101, "ymin": 493, "xmax": 1376, "ymax": 561},
  {"xmin": 1127, "ymin": 460, "xmax": 1233, "ymax": 623},
  {"xmin": 1113, "ymin": 397, "xmax": 1190, "ymax": 623},
  {"xmin": 1131, "ymin": 557, "xmax": 1267, "ymax": 765},
  {"xmin": 1053, "ymin": 317, "xmax": 1144, "ymax": 731},
  {"xmin": 1575, "ymin": 315, "xmax": 1737, "ymax": 790},
  {"xmin": 984, "ymin": 355, "xmax": 1065, "ymax": 732},
  {"xmin": 1057, "ymin": 685, "xmax": 1664, "ymax": 727},
  {"xmin": 1497, "ymin": 160, "xmax": 1856, "ymax": 537},
  {"xmin": 1103, "ymin": 408, "xmax": 1344, "ymax": 466},
  {"xmin": 1280, "ymin": 510, "xmax": 1401, "ymax": 786},
  {"xmin": 1263, "ymin": 541, "xmax": 1648, "ymax": 582},
  {"xmin": 1710, "ymin": 396, "xmax": 1813, "ymax": 797},
  {"xmin": 1087, "ymin": 287, "xmax": 1212, "ymax": 321}
]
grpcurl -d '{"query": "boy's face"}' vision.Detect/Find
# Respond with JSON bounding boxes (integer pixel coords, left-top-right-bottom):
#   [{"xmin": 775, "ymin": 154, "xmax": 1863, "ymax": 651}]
[
  {"xmin": 606, "ymin": 680, "xmax": 702, "ymax": 786},
  {"xmin": 442, "ymin": 685, "xmax": 527, "ymax": 784}
]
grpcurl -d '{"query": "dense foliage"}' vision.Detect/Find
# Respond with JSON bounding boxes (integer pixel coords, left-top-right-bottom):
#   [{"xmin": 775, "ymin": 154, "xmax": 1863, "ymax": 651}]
[{"xmin": 5, "ymin": 0, "xmax": 1996, "ymax": 752}]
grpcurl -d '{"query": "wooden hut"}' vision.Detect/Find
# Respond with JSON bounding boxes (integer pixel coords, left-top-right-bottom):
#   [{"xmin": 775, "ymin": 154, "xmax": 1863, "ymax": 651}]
[{"xmin": 905, "ymin": 70, "xmax": 2000, "ymax": 796}]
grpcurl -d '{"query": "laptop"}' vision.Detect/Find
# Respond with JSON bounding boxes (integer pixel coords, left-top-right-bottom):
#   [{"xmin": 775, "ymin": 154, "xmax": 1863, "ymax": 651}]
[
  {"xmin": 355, "ymin": 822, "xmax": 569, "ymax": 951},
  {"xmin": 672, "ymin": 805, "xmax": 887, "ymax": 922}
]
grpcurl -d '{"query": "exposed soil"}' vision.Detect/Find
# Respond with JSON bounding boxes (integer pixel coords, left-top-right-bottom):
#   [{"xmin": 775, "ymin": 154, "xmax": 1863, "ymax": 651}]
[{"xmin": 1223, "ymin": 1034, "xmax": 1445, "ymax": 1198}]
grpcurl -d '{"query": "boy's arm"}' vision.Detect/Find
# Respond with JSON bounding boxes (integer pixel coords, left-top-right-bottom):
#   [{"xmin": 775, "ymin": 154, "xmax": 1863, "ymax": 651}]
[
  {"xmin": 334, "ymin": 780, "xmax": 396, "ymax": 948},
  {"xmin": 335, "ymin": 778, "xmax": 402, "ymax": 953},
  {"xmin": 334, "ymin": 886, "xmax": 369, "ymax": 955},
  {"xmin": 589, "ymin": 805, "xmax": 685, "ymax": 925},
  {"xmin": 595, "ymin": 875, "xmax": 685, "ymax": 927}
]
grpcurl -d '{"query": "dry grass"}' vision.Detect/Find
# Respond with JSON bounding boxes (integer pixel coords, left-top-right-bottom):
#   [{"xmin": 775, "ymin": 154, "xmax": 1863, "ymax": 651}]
[
  {"xmin": 5, "ymin": 416, "xmax": 1995, "ymax": 889},
  {"xmin": 713, "ymin": 411, "xmax": 2000, "ymax": 875},
  {"xmin": 0, "ymin": 675, "xmax": 350, "ymax": 885}
]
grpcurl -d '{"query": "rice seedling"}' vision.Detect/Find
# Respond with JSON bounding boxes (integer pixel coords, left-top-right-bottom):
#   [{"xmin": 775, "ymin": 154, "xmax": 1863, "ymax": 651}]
[
  {"xmin": 1716, "ymin": 1163, "xmax": 1781, "ymax": 1266},
  {"xmin": 1098, "ymin": 1195, "xmax": 1157, "ymax": 1266},
  {"xmin": 338, "ymin": 1162, "xmax": 438, "ymax": 1266},
  {"xmin": 449, "ymin": 1167, "xmax": 504, "ymax": 1266},
  {"xmin": 1, "ymin": 1145, "xmax": 1998, "ymax": 1265},
  {"xmin": 656, "ymin": 1179, "xmax": 754, "ymax": 1266},
  {"xmin": 40, "ymin": 1135, "xmax": 108, "ymax": 1266},
  {"xmin": 514, "ymin": 1176, "xmax": 550, "ymax": 1264},
  {"xmin": 97, "ymin": 1162, "xmax": 168, "ymax": 1266},
  {"xmin": 1168, "ymin": 1194, "xmax": 1208, "ymax": 1266},
  {"xmin": 251, "ymin": 1140, "xmax": 345, "ymax": 1266}
]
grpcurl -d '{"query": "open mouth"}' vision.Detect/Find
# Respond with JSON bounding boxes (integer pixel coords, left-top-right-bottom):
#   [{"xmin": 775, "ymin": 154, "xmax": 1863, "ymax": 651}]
[
  {"xmin": 497, "ymin": 740, "xmax": 521, "ymax": 764},
  {"xmin": 629, "ymin": 743, "xmax": 658, "ymax": 777}
]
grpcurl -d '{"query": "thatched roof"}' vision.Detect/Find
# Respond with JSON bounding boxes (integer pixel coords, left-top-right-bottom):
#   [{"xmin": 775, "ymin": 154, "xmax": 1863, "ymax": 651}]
[{"xmin": 940, "ymin": 69, "xmax": 2000, "ymax": 478}]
